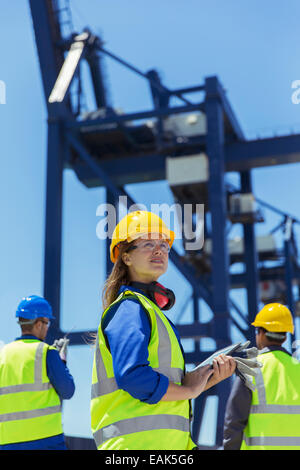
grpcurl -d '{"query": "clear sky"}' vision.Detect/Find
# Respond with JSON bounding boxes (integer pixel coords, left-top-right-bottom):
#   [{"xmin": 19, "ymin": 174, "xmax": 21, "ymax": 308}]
[{"xmin": 1, "ymin": 0, "xmax": 300, "ymax": 444}]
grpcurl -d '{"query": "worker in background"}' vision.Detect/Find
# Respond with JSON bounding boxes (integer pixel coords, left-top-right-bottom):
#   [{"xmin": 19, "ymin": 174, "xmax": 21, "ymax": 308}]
[
  {"xmin": 91, "ymin": 210, "xmax": 236, "ymax": 450},
  {"xmin": 223, "ymin": 303, "xmax": 300, "ymax": 450},
  {"xmin": 0, "ymin": 295, "xmax": 75, "ymax": 450}
]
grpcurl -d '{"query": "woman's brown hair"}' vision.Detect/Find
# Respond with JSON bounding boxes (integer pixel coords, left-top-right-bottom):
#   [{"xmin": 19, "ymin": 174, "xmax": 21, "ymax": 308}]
[
  {"xmin": 102, "ymin": 240, "xmax": 135, "ymax": 310},
  {"xmin": 87, "ymin": 240, "xmax": 135, "ymax": 346}
]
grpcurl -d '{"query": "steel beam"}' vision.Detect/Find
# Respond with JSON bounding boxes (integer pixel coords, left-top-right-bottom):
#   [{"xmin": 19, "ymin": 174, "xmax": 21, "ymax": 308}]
[
  {"xmin": 284, "ymin": 218, "xmax": 296, "ymax": 344},
  {"xmin": 66, "ymin": 102, "xmax": 205, "ymax": 130},
  {"xmin": 29, "ymin": 0, "xmax": 72, "ymax": 116},
  {"xmin": 44, "ymin": 121, "xmax": 65, "ymax": 344},
  {"xmin": 29, "ymin": 0, "xmax": 74, "ymax": 344},
  {"xmin": 147, "ymin": 69, "xmax": 170, "ymax": 148},
  {"xmin": 205, "ymin": 76, "xmax": 231, "ymax": 347},
  {"xmin": 225, "ymin": 134, "xmax": 300, "ymax": 171},
  {"xmin": 85, "ymin": 39, "xmax": 110, "ymax": 109},
  {"xmin": 241, "ymin": 171, "xmax": 259, "ymax": 345},
  {"xmin": 205, "ymin": 76, "xmax": 232, "ymax": 446},
  {"xmin": 207, "ymin": 75, "xmax": 245, "ymax": 141},
  {"xmin": 67, "ymin": 133, "xmax": 300, "ymax": 190},
  {"xmin": 105, "ymin": 188, "xmax": 116, "ymax": 277}
]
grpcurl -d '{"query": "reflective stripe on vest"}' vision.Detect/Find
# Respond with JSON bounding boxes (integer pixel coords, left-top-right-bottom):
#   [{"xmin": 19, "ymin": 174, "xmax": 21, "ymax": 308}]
[
  {"xmin": 244, "ymin": 436, "xmax": 300, "ymax": 447},
  {"xmin": 0, "ymin": 405, "xmax": 62, "ymax": 423},
  {"xmin": 241, "ymin": 352, "xmax": 300, "ymax": 449},
  {"xmin": 93, "ymin": 414, "xmax": 190, "ymax": 445}
]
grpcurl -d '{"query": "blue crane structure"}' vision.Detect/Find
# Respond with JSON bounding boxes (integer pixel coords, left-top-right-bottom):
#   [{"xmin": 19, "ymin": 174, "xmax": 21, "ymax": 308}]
[{"xmin": 28, "ymin": 0, "xmax": 300, "ymax": 448}]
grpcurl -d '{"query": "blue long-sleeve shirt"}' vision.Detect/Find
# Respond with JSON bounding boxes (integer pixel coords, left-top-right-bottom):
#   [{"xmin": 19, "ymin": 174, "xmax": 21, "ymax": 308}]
[
  {"xmin": 0, "ymin": 335, "xmax": 75, "ymax": 450},
  {"xmin": 102, "ymin": 285, "xmax": 184, "ymax": 404}
]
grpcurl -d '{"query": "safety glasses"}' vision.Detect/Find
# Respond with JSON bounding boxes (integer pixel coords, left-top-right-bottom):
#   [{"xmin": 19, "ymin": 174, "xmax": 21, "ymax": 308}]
[{"xmin": 128, "ymin": 240, "xmax": 170, "ymax": 254}]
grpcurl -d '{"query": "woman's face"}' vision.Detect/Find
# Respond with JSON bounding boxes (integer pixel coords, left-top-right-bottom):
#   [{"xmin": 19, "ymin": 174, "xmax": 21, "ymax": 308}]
[{"xmin": 122, "ymin": 233, "xmax": 169, "ymax": 283}]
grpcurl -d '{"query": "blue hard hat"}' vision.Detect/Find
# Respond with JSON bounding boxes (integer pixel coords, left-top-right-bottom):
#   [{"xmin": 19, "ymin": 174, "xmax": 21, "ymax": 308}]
[{"xmin": 16, "ymin": 295, "xmax": 55, "ymax": 320}]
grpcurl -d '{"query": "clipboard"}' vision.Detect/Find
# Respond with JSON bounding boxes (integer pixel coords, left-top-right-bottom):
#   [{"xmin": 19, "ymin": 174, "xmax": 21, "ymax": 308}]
[{"xmin": 191, "ymin": 342, "xmax": 242, "ymax": 371}]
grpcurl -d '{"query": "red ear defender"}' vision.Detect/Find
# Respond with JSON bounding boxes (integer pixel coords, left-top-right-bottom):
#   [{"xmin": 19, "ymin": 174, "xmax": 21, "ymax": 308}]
[
  {"xmin": 154, "ymin": 290, "xmax": 170, "ymax": 309},
  {"xmin": 154, "ymin": 283, "xmax": 176, "ymax": 310}
]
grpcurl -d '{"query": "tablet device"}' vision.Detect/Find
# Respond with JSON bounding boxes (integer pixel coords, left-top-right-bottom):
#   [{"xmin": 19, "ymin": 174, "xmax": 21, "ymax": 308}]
[{"xmin": 192, "ymin": 342, "xmax": 242, "ymax": 371}]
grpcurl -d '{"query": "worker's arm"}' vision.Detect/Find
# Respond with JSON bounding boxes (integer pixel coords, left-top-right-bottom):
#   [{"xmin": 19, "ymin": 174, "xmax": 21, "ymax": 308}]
[
  {"xmin": 223, "ymin": 376, "xmax": 252, "ymax": 450},
  {"xmin": 160, "ymin": 365, "xmax": 213, "ymax": 401},
  {"xmin": 103, "ymin": 299, "xmax": 169, "ymax": 404},
  {"xmin": 46, "ymin": 348, "xmax": 75, "ymax": 400}
]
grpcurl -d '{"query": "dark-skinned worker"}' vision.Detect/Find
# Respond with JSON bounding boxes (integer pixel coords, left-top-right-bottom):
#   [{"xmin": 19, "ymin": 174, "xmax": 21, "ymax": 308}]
[
  {"xmin": 90, "ymin": 210, "xmax": 236, "ymax": 450},
  {"xmin": 0, "ymin": 295, "xmax": 75, "ymax": 450},
  {"xmin": 223, "ymin": 303, "xmax": 300, "ymax": 450}
]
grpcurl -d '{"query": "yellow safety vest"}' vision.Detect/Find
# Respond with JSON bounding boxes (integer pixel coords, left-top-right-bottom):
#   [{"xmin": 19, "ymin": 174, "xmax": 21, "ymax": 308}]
[
  {"xmin": 0, "ymin": 339, "xmax": 63, "ymax": 445},
  {"xmin": 241, "ymin": 349, "xmax": 300, "ymax": 450},
  {"xmin": 91, "ymin": 290, "xmax": 195, "ymax": 450}
]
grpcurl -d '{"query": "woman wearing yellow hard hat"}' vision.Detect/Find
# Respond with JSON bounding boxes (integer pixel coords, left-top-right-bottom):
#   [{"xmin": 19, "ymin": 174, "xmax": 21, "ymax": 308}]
[{"xmin": 91, "ymin": 210, "xmax": 236, "ymax": 450}]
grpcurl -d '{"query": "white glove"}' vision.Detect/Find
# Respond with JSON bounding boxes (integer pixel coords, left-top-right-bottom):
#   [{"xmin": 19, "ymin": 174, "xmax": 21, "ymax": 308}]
[
  {"xmin": 234, "ymin": 356, "xmax": 263, "ymax": 391},
  {"xmin": 234, "ymin": 341, "xmax": 260, "ymax": 359},
  {"xmin": 53, "ymin": 338, "xmax": 69, "ymax": 362},
  {"xmin": 230, "ymin": 341, "xmax": 263, "ymax": 391}
]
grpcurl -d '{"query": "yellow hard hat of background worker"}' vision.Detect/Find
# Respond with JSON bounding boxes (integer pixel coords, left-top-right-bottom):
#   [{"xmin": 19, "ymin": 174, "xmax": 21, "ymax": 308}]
[
  {"xmin": 251, "ymin": 303, "xmax": 294, "ymax": 334},
  {"xmin": 110, "ymin": 210, "xmax": 175, "ymax": 263}
]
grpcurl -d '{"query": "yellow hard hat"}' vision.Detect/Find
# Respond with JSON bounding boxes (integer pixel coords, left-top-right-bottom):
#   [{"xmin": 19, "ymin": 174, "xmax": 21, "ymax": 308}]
[
  {"xmin": 110, "ymin": 210, "xmax": 175, "ymax": 263},
  {"xmin": 251, "ymin": 303, "xmax": 294, "ymax": 334}
]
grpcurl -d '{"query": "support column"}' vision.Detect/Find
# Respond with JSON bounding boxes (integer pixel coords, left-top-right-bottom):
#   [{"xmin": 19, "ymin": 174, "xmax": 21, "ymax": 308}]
[
  {"xmin": 105, "ymin": 188, "xmax": 118, "ymax": 277},
  {"xmin": 284, "ymin": 217, "xmax": 296, "ymax": 347},
  {"xmin": 205, "ymin": 76, "xmax": 231, "ymax": 347},
  {"xmin": 147, "ymin": 69, "xmax": 169, "ymax": 148},
  {"xmin": 86, "ymin": 38, "xmax": 110, "ymax": 109},
  {"xmin": 241, "ymin": 171, "xmax": 259, "ymax": 346},
  {"xmin": 44, "ymin": 120, "xmax": 64, "ymax": 344},
  {"xmin": 191, "ymin": 292, "xmax": 202, "ymax": 444},
  {"xmin": 205, "ymin": 76, "xmax": 231, "ymax": 447}
]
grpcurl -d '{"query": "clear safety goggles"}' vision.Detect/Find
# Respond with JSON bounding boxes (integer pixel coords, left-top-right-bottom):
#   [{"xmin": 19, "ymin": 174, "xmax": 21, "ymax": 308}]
[{"xmin": 129, "ymin": 240, "xmax": 171, "ymax": 254}]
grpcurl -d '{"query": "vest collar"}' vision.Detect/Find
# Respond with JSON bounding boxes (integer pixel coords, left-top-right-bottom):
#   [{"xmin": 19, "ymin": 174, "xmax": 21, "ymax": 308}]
[
  {"xmin": 118, "ymin": 285, "xmax": 145, "ymax": 296},
  {"xmin": 15, "ymin": 334, "xmax": 41, "ymax": 342},
  {"xmin": 260, "ymin": 345, "xmax": 291, "ymax": 356}
]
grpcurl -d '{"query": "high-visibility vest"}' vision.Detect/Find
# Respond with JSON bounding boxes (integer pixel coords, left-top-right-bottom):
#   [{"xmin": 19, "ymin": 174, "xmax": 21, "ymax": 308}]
[
  {"xmin": 91, "ymin": 290, "xmax": 195, "ymax": 450},
  {"xmin": 241, "ymin": 349, "xmax": 300, "ymax": 450},
  {"xmin": 0, "ymin": 339, "xmax": 63, "ymax": 445}
]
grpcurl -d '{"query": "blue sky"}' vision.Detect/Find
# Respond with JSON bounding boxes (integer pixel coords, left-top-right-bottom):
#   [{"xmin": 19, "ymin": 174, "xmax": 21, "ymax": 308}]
[{"xmin": 1, "ymin": 1, "xmax": 300, "ymax": 444}]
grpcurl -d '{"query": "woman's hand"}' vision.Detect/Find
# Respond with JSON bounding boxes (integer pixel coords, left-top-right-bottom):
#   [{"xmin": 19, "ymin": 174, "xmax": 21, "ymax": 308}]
[
  {"xmin": 161, "ymin": 355, "xmax": 236, "ymax": 401},
  {"xmin": 181, "ymin": 365, "xmax": 214, "ymax": 399},
  {"xmin": 204, "ymin": 354, "xmax": 236, "ymax": 390}
]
